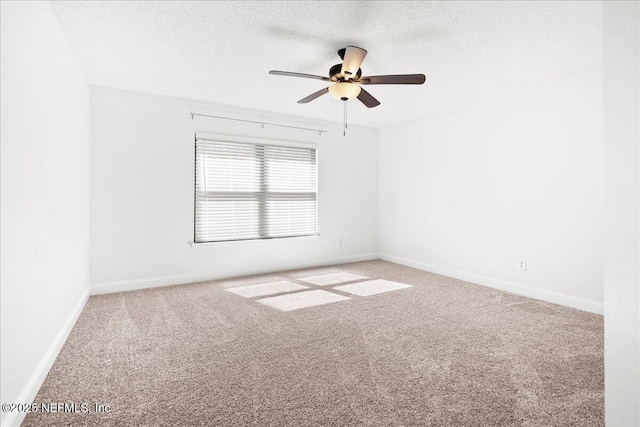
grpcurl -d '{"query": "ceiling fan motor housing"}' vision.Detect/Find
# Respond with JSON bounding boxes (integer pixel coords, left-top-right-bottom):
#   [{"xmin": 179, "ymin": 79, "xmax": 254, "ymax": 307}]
[{"xmin": 329, "ymin": 63, "xmax": 362, "ymax": 82}]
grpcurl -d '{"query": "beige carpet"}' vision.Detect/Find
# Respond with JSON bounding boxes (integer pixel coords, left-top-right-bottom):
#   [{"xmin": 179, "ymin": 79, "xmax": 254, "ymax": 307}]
[{"xmin": 23, "ymin": 260, "xmax": 603, "ymax": 426}]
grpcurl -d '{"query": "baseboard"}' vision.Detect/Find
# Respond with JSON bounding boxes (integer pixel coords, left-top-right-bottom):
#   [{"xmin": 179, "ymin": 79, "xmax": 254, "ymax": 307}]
[
  {"xmin": 1, "ymin": 289, "xmax": 90, "ymax": 427},
  {"xmin": 90, "ymin": 252, "xmax": 379, "ymax": 295},
  {"xmin": 91, "ymin": 252, "xmax": 605, "ymax": 314},
  {"xmin": 379, "ymin": 253, "xmax": 604, "ymax": 315}
]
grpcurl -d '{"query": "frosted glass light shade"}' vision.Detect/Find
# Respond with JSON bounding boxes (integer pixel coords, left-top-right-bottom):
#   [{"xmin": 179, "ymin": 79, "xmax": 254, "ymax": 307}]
[{"xmin": 328, "ymin": 82, "xmax": 361, "ymax": 100}]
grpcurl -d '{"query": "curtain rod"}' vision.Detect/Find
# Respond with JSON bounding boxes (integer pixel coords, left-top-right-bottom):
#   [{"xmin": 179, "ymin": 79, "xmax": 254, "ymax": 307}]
[{"xmin": 190, "ymin": 112, "xmax": 327, "ymax": 136}]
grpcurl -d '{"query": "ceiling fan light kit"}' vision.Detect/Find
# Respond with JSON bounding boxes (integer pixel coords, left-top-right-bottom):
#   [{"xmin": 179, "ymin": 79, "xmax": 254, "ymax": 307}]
[
  {"xmin": 328, "ymin": 82, "xmax": 361, "ymax": 100},
  {"xmin": 269, "ymin": 46, "xmax": 426, "ymax": 136}
]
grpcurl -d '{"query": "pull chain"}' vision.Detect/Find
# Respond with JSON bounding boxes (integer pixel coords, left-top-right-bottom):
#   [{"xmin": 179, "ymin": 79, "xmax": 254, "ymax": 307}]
[{"xmin": 343, "ymin": 100, "xmax": 348, "ymax": 136}]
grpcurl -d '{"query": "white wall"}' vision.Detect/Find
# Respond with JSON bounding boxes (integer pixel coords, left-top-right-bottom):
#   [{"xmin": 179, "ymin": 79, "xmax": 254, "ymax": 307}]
[
  {"xmin": 0, "ymin": 2, "xmax": 90, "ymax": 426},
  {"xmin": 378, "ymin": 66, "xmax": 604, "ymax": 313},
  {"xmin": 603, "ymin": 2, "xmax": 640, "ymax": 425},
  {"xmin": 89, "ymin": 86, "xmax": 378, "ymax": 292}
]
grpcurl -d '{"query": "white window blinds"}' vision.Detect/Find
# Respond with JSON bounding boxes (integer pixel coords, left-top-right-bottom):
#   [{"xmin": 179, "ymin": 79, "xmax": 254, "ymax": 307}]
[{"xmin": 195, "ymin": 136, "xmax": 318, "ymax": 243}]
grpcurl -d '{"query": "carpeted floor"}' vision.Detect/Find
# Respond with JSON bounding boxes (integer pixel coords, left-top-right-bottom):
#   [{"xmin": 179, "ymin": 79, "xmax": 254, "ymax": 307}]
[{"xmin": 23, "ymin": 260, "xmax": 603, "ymax": 426}]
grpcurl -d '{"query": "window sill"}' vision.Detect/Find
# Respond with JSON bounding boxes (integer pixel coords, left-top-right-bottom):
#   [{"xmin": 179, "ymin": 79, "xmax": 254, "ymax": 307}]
[{"xmin": 188, "ymin": 233, "xmax": 321, "ymax": 248}]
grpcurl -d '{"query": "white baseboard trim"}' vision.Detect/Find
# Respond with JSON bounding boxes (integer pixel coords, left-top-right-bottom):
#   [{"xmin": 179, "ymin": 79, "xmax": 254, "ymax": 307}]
[
  {"xmin": 90, "ymin": 252, "xmax": 379, "ymax": 295},
  {"xmin": 1, "ymin": 289, "xmax": 90, "ymax": 427},
  {"xmin": 379, "ymin": 253, "xmax": 604, "ymax": 315}
]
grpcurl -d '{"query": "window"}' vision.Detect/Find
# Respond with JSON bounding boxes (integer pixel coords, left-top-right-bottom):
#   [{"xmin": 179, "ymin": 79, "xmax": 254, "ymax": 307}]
[{"xmin": 194, "ymin": 136, "xmax": 318, "ymax": 243}]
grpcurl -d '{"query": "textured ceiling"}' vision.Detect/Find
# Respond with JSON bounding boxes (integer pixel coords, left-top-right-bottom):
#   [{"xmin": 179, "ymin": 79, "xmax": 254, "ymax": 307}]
[{"xmin": 50, "ymin": 1, "xmax": 602, "ymax": 128}]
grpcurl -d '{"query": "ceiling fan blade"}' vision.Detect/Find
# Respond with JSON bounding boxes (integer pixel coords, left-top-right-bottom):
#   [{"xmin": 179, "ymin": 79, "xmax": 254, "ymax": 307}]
[
  {"xmin": 357, "ymin": 88, "xmax": 380, "ymax": 108},
  {"xmin": 359, "ymin": 74, "xmax": 426, "ymax": 85},
  {"xmin": 341, "ymin": 46, "xmax": 367, "ymax": 79},
  {"xmin": 269, "ymin": 70, "xmax": 331, "ymax": 81},
  {"xmin": 297, "ymin": 87, "xmax": 329, "ymax": 104}
]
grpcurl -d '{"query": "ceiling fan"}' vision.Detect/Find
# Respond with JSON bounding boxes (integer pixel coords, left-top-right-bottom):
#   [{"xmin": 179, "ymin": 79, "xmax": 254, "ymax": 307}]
[{"xmin": 269, "ymin": 46, "xmax": 426, "ymax": 109}]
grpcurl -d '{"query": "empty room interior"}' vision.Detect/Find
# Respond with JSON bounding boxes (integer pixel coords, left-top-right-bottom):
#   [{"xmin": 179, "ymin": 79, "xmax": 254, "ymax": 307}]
[{"xmin": 1, "ymin": 1, "xmax": 639, "ymax": 426}]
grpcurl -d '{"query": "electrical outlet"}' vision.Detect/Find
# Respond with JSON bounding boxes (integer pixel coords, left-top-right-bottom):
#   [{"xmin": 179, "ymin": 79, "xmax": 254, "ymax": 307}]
[{"xmin": 518, "ymin": 260, "xmax": 527, "ymax": 271}]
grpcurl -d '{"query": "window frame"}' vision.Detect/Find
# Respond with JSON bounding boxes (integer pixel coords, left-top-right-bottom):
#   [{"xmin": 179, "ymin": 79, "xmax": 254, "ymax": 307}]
[{"xmin": 193, "ymin": 133, "xmax": 319, "ymax": 244}]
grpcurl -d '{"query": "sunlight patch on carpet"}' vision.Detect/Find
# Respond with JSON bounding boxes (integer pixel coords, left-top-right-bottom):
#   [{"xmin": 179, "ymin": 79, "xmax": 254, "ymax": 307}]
[
  {"xmin": 298, "ymin": 272, "xmax": 368, "ymax": 286},
  {"xmin": 333, "ymin": 279, "xmax": 412, "ymax": 296},
  {"xmin": 257, "ymin": 290, "xmax": 351, "ymax": 311},
  {"xmin": 226, "ymin": 281, "xmax": 308, "ymax": 298}
]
